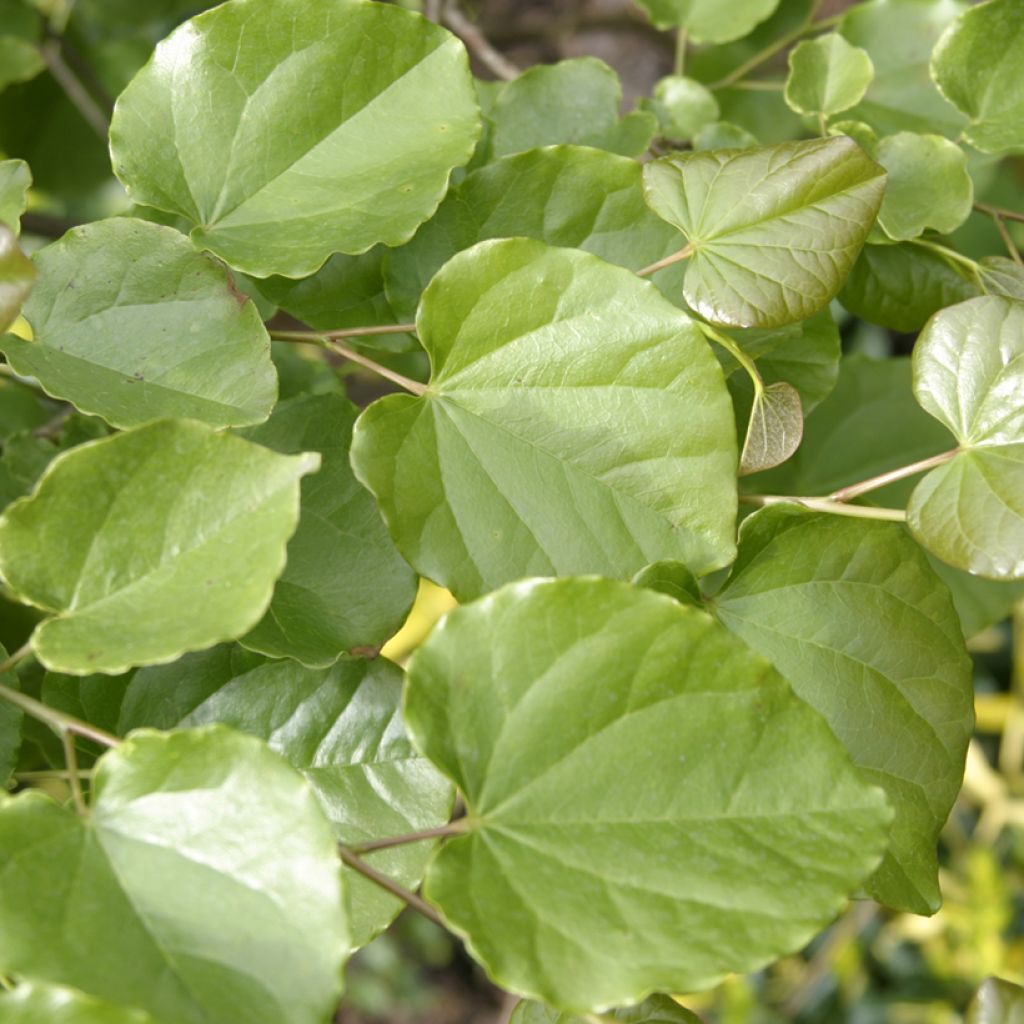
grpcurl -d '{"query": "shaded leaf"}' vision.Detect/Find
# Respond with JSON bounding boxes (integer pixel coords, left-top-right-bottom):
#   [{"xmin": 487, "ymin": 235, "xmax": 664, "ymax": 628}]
[
  {"xmin": 0, "ymin": 641, "xmax": 22, "ymax": 789},
  {"xmin": 0, "ymin": 419, "xmax": 318, "ymax": 674},
  {"xmin": 353, "ymin": 239, "xmax": 738, "ymax": 600},
  {"xmin": 0, "ymin": 158, "xmax": 30, "ymax": 234},
  {"xmin": 642, "ymin": 137, "xmax": 885, "ymax": 328},
  {"xmin": 0, "ymin": 224, "xmax": 35, "ymax": 333},
  {"xmin": 717, "ymin": 506, "xmax": 974, "ymax": 913},
  {"xmin": 510, "ymin": 994, "xmax": 701, "ymax": 1024},
  {"xmin": 740, "ymin": 381, "xmax": 803, "ymax": 475},
  {"xmin": 784, "ymin": 33, "xmax": 874, "ymax": 118},
  {"xmin": 0, "ymin": 378, "xmax": 57, "ymax": 443},
  {"xmin": 406, "ymin": 577, "xmax": 890, "ymax": 1010},
  {"xmin": 631, "ymin": 560, "xmax": 702, "ymax": 607},
  {"xmin": 0, "ymin": 726, "xmax": 349, "ymax": 1024},
  {"xmin": 981, "ymin": 256, "xmax": 1024, "ymax": 300},
  {"xmin": 109, "ymin": 0, "xmax": 481, "ymax": 277},
  {"xmin": 0, "ymin": 37, "xmax": 43, "ymax": 94},
  {"xmin": 3, "ymin": 218, "xmax": 276, "ymax": 429}
]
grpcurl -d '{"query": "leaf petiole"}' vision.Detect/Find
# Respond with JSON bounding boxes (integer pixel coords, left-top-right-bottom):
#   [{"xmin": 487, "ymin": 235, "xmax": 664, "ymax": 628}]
[
  {"xmin": 636, "ymin": 242, "xmax": 694, "ymax": 278},
  {"xmin": 742, "ymin": 494, "xmax": 907, "ymax": 521},
  {"xmin": 338, "ymin": 845, "xmax": 446, "ymax": 927},
  {"xmin": 349, "ymin": 819, "xmax": 470, "ymax": 854},
  {"xmin": 829, "ymin": 450, "xmax": 959, "ymax": 502}
]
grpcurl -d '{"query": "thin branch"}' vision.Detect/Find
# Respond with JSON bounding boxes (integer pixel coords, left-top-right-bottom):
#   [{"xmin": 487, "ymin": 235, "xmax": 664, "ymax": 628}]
[
  {"xmin": 0, "ymin": 641, "xmax": 32, "ymax": 677},
  {"xmin": 270, "ymin": 330, "xmax": 427, "ymax": 397},
  {"xmin": 41, "ymin": 40, "xmax": 110, "ymax": 141},
  {"xmin": 15, "ymin": 768, "xmax": 92, "ymax": 781},
  {"xmin": 742, "ymin": 494, "xmax": 907, "ymax": 522},
  {"xmin": 424, "ymin": 0, "xmax": 442, "ymax": 20},
  {"xmin": 636, "ymin": 243, "xmax": 694, "ymax": 278},
  {"xmin": 338, "ymin": 845, "xmax": 446, "ymax": 927},
  {"xmin": 350, "ymin": 820, "xmax": 469, "ymax": 854},
  {"xmin": 828, "ymin": 450, "xmax": 959, "ymax": 503},
  {"xmin": 62, "ymin": 730, "xmax": 88, "ymax": 815},
  {"xmin": 698, "ymin": 321, "xmax": 764, "ymax": 395},
  {"xmin": 0, "ymin": 681, "xmax": 120, "ymax": 749},
  {"xmin": 442, "ymin": 1, "xmax": 519, "ymax": 82},
  {"xmin": 974, "ymin": 201, "xmax": 1024, "ymax": 225},
  {"xmin": 991, "ymin": 211, "xmax": 1023, "ymax": 265},
  {"xmin": 674, "ymin": 27, "xmax": 687, "ymax": 77}
]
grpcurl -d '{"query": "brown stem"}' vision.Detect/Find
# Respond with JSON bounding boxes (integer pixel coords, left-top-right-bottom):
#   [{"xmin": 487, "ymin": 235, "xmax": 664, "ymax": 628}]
[
  {"xmin": 350, "ymin": 820, "xmax": 469, "ymax": 854},
  {"xmin": 974, "ymin": 201, "xmax": 1024, "ymax": 225},
  {"xmin": 636, "ymin": 243, "xmax": 694, "ymax": 278},
  {"xmin": 442, "ymin": 1, "xmax": 520, "ymax": 81},
  {"xmin": 828, "ymin": 449, "xmax": 958, "ymax": 503},
  {"xmin": 338, "ymin": 846, "xmax": 446, "ymax": 927},
  {"xmin": 41, "ymin": 40, "xmax": 110, "ymax": 141}
]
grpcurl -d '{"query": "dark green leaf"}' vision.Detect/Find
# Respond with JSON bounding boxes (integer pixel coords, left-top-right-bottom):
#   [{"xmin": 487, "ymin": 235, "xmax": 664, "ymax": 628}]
[
  {"xmin": 0, "ymin": 642, "xmax": 22, "ymax": 789},
  {"xmin": 0, "ymin": 379, "xmax": 57, "ymax": 443},
  {"xmin": 0, "ymin": 37, "xmax": 43, "ymax": 94},
  {"xmin": 631, "ymin": 560, "xmax": 702, "ymax": 607},
  {"xmin": 406, "ymin": 577, "xmax": 890, "ymax": 1009}
]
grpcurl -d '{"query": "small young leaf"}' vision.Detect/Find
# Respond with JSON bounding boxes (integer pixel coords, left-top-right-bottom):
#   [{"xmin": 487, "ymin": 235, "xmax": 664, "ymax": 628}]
[
  {"xmin": 0, "ymin": 727, "xmax": 349, "ymax": 1024},
  {"xmin": 910, "ymin": 296, "xmax": 1024, "ymax": 579},
  {"xmin": 648, "ymin": 76, "xmax": 719, "ymax": 142},
  {"xmin": 109, "ymin": 0, "xmax": 481, "ymax": 278},
  {"xmin": 716, "ymin": 507, "xmax": 975, "ymax": 913},
  {"xmin": 874, "ymin": 133, "xmax": 973, "ymax": 241},
  {"xmin": 0, "ymin": 158, "xmax": 30, "ymax": 234},
  {"xmin": 3, "ymin": 219, "xmax": 277, "ymax": 430},
  {"xmin": 0, "ymin": 420, "xmax": 319, "ymax": 673},
  {"xmin": 0, "ymin": 224, "xmax": 35, "ymax": 333},
  {"xmin": 740, "ymin": 381, "xmax": 803, "ymax": 475},
  {"xmin": 784, "ymin": 33, "xmax": 874, "ymax": 118},
  {"xmin": 633, "ymin": 0, "xmax": 780, "ymax": 42},
  {"xmin": 968, "ymin": 978, "xmax": 1024, "ymax": 1024},
  {"xmin": 239, "ymin": 394, "xmax": 416, "ymax": 667},
  {"xmin": 510, "ymin": 994, "xmax": 701, "ymax": 1024},
  {"xmin": 119, "ymin": 647, "xmax": 452, "ymax": 948},
  {"xmin": 931, "ymin": 0, "xmax": 1024, "ymax": 155},
  {"xmin": 490, "ymin": 59, "xmax": 655, "ymax": 159},
  {"xmin": 0, "ymin": 37, "xmax": 44, "ymax": 94},
  {"xmin": 0, "ymin": 983, "xmax": 157, "ymax": 1023},
  {"xmin": 642, "ymin": 137, "xmax": 885, "ymax": 328},
  {"xmin": 353, "ymin": 239, "xmax": 739, "ymax": 600},
  {"xmin": 405, "ymin": 577, "xmax": 890, "ymax": 1010}
]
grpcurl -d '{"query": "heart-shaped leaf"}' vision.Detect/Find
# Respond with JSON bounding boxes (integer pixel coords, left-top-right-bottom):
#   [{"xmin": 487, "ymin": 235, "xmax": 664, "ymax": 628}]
[
  {"xmin": 739, "ymin": 381, "xmax": 803, "ymax": 475},
  {"xmin": 405, "ymin": 577, "xmax": 890, "ymax": 1010},
  {"xmin": 352, "ymin": 238, "xmax": 739, "ymax": 600},
  {"xmin": 109, "ymin": 0, "xmax": 481, "ymax": 277},
  {"xmin": 642, "ymin": 137, "xmax": 886, "ymax": 328},
  {"xmin": 0, "ymin": 419, "xmax": 318, "ymax": 673},
  {"xmin": 785, "ymin": 33, "xmax": 874, "ymax": 118},
  {"xmin": 3, "ymin": 218, "xmax": 277, "ymax": 430}
]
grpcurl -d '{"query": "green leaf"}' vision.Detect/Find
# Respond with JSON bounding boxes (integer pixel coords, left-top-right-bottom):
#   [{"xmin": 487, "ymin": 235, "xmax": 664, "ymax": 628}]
[
  {"xmin": 631, "ymin": 560, "xmax": 702, "ymax": 607},
  {"xmin": 839, "ymin": 0, "xmax": 968, "ymax": 138},
  {"xmin": 108, "ymin": 0, "xmax": 481, "ymax": 278},
  {"xmin": 981, "ymin": 256, "xmax": 1024, "ymax": 301},
  {"xmin": 490, "ymin": 59, "xmax": 655, "ymax": 159},
  {"xmin": 716, "ymin": 506, "xmax": 974, "ymax": 913},
  {"xmin": 3, "ymin": 219, "xmax": 276, "ymax": 430},
  {"xmin": 910, "ymin": 296, "xmax": 1024, "ymax": 579},
  {"xmin": 0, "ymin": 983, "xmax": 157, "ymax": 1024},
  {"xmin": 0, "ymin": 37, "xmax": 44, "ymax": 94},
  {"xmin": 648, "ymin": 76, "xmax": 719, "ymax": 142},
  {"xmin": 693, "ymin": 121, "xmax": 758, "ymax": 151},
  {"xmin": 510, "ymin": 994, "xmax": 702, "ymax": 1024},
  {"xmin": 0, "ymin": 158, "xmax": 30, "ymax": 234},
  {"xmin": 739, "ymin": 381, "xmax": 803, "ymax": 475},
  {"xmin": 632, "ymin": 0, "xmax": 780, "ymax": 42},
  {"xmin": 384, "ymin": 145, "xmax": 683, "ymax": 322},
  {"xmin": 0, "ymin": 378, "xmax": 57, "ymax": 443},
  {"xmin": 0, "ymin": 433, "xmax": 55, "ymax": 511},
  {"xmin": 784, "ymin": 33, "xmax": 874, "ymax": 118},
  {"xmin": 968, "ymin": 978, "xmax": 1024, "ymax": 1024},
  {"xmin": 353, "ymin": 239, "xmax": 738, "ymax": 600},
  {"xmin": 840, "ymin": 241, "xmax": 979, "ymax": 332},
  {"xmin": 931, "ymin": 0, "xmax": 1024, "ymax": 155},
  {"xmin": 0, "ymin": 642, "xmax": 22, "ymax": 789},
  {"xmin": 119, "ymin": 647, "xmax": 452, "ymax": 949},
  {"xmin": 0, "ymin": 225, "xmax": 35, "ymax": 334},
  {"xmin": 238, "ymin": 393, "xmax": 416, "ymax": 666},
  {"xmin": 0, "ymin": 419, "xmax": 318, "ymax": 674},
  {"xmin": 406, "ymin": 577, "xmax": 890, "ymax": 1010},
  {"xmin": 642, "ymin": 137, "xmax": 886, "ymax": 328},
  {"xmin": 874, "ymin": 133, "xmax": 973, "ymax": 241},
  {"xmin": 0, "ymin": 726, "xmax": 349, "ymax": 1024}
]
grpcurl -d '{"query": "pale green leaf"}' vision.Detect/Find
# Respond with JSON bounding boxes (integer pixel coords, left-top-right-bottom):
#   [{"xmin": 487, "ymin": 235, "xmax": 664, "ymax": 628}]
[
  {"xmin": 931, "ymin": 0, "xmax": 1024, "ymax": 155},
  {"xmin": 0, "ymin": 225, "xmax": 35, "ymax": 334},
  {"xmin": 108, "ymin": 0, "xmax": 481, "ymax": 278},
  {"xmin": 406, "ymin": 577, "xmax": 890, "ymax": 1010},
  {"xmin": 510, "ymin": 994, "xmax": 702, "ymax": 1024},
  {"xmin": 839, "ymin": 0, "xmax": 968, "ymax": 138},
  {"xmin": 739, "ymin": 381, "xmax": 803, "ymax": 475},
  {"xmin": 875, "ymin": 133, "xmax": 973, "ymax": 241},
  {"xmin": 0, "ymin": 726, "xmax": 349, "ymax": 1024},
  {"xmin": 239, "ymin": 393, "xmax": 416, "ymax": 666},
  {"xmin": 969, "ymin": 978, "xmax": 1024, "ymax": 1024},
  {"xmin": 632, "ymin": 0, "xmax": 780, "ymax": 42},
  {"xmin": 910, "ymin": 296, "xmax": 1024, "ymax": 579},
  {"xmin": 384, "ymin": 145, "xmax": 683, "ymax": 322},
  {"xmin": 840, "ymin": 241, "xmax": 979, "ymax": 332},
  {"xmin": 785, "ymin": 34, "xmax": 874, "ymax": 118},
  {"xmin": 648, "ymin": 76, "xmax": 719, "ymax": 142},
  {"xmin": 352, "ymin": 239, "xmax": 738, "ymax": 600},
  {"xmin": 642, "ymin": 137, "xmax": 886, "ymax": 328},
  {"xmin": 3, "ymin": 218, "xmax": 276, "ymax": 429},
  {"xmin": 119, "ymin": 647, "xmax": 452, "ymax": 949},
  {"xmin": 0, "ymin": 158, "xmax": 30, "ymax": 234},
  {"xmin": 490, "ymin": 59, "xmax": 655, "ymax": 159},
  {"xmin": 0, "ymin": 419, "xmax": 318, "ymax": 674},
  {"xmin": 981, "ymin": 256, "xmax": 1024, "ymax": 301},
  {"xmin": 693, "ymin": 121, "xmax": 758, "ymax": 150},
  {"xmin": 0, "ymin": 983, "xmax": 157, "ymax": 1024},
  {"xmin": 717, "ymin": 506, "xmax": 974, "ymax": 913},
  {"xmin": 0, "ymin": 37, "xmax": 44, "ymax": 93}
]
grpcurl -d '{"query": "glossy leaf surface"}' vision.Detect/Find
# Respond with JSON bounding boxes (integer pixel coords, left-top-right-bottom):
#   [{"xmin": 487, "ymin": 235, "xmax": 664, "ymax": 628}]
[
  {"xmin": 0, "ymin": 420, "xmax": 318, "ymax": 673},
  {"xmin": 717, "ymin": 507, "xmax": 974, "ymax": 913},
  {"xmin": 4, "ymin": 219, "xmax": 276, "ymax": 429},
  {"xmin": 406, "ymin": 577, "xmax": 890, "ymax": 1009},
  {"xmin": 642, "ymin": 137, "xmax": 885, "ymax": 328},
  {"xmin": 353, "ymin": 239, "xmax": 738, "ymax": 600},
  {"xmin": 0, "ymin": 727, "xmax": 348, "ymax": 1024},
  {"xmin": 785, "ymin": 33, "xmax": 874, "ymax": 118},
  {"xmin": 109, "ymin": 0, "xmax": 481, "ymax": 277}
]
